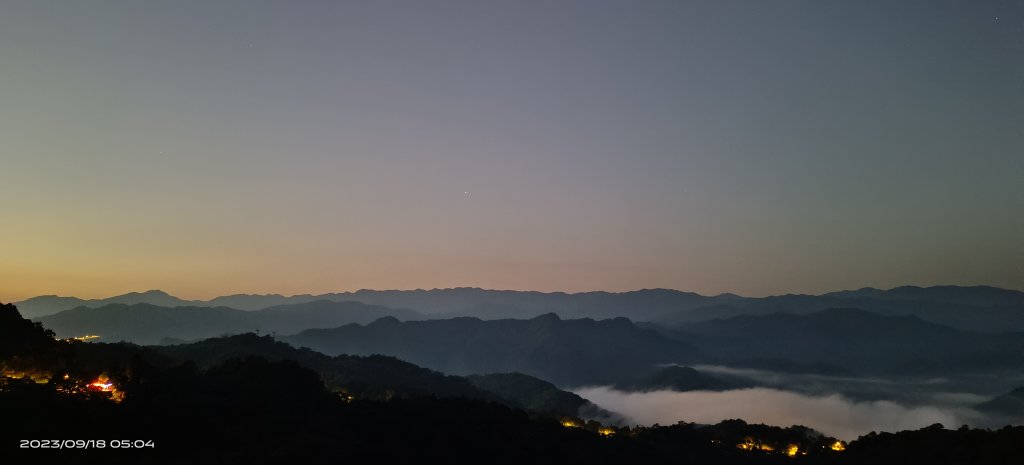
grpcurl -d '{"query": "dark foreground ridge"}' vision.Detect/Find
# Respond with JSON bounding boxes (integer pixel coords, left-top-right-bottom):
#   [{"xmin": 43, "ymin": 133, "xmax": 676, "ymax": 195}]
[{"xmin": 2, "ymin": 302, "xmax": 1022, "ymax": 464}]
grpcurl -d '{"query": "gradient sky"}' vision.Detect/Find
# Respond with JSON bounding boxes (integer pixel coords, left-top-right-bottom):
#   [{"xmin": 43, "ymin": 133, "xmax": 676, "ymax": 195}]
[{"xmin": 1, "ymin": 0, "xmax": 1021, "ymax": 302}]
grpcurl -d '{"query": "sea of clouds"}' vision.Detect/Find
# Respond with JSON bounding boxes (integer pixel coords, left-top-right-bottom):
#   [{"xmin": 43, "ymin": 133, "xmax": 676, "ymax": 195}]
[{"xmin": 575, "ymin": 386, "xmax": 986, "ymax": 440}]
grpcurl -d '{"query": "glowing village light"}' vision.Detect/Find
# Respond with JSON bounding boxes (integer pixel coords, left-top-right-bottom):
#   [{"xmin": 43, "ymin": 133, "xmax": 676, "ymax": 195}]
[
  {"xmin": 736, "ymin": 438, "xmax": 775, "ymax": 453},
  {"xmin": 89, "ymin": 373, "xmax": 115, "ymax": 392},
  {"xmin": 89, "ymin": 381, "xmax": 114, "ymax": 392}
]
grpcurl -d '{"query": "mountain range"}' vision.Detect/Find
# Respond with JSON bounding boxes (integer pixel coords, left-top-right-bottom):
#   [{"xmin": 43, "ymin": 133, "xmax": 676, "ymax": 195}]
[
  {"xmin": 662, "ymin": 307, "xmax": 1024, "ymax": 375},
  {"xmin": 25, "ymin": 290, "xmax": 1024, "ymax": 386},
  {"xmin": 284, "ymin": 313, "xmax": 704, "ymax": 386},
  {"xmin": 18, "ymin": 285, "xmax": 1022, "ymax": 332},
  {"xmin": 8, "ymin": 299, "xmax": 1022, "ymax": 465}
]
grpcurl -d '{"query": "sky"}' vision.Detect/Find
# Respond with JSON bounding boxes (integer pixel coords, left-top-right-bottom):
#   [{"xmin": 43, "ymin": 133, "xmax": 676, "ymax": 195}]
[{"xmin": 1, "ymin": 0, "xmax": 1021, "ymax": 302}]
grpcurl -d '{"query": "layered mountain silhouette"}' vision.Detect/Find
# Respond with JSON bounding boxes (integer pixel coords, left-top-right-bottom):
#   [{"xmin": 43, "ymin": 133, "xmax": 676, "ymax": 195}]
[
  {"xmin": 664, "ymin": 308, "xmax": 1024, "ymax": 374},
  {"xmin": 15, "ymin": 289, "xmax": 210, "ymax": 318},
  {"xmin": 152, "ymin": 333, "xmax": 491, "ymax": 401},
  {"xmin": 21, "ymin": 285, "xmax": 1022, "ymax": 332},
  {"xmin": 148, "ymin": 332, "xmax": 608, "ymax": 418},
  {"xmin": 3, "ymin": 301, "xmax": 605, "ymax": 419},
  {"xmin": 5, "ymin": 299, "xmax": 1024, "ymax": 463},
  {"xmin": 35, "ymin": 300, "xmax": 420, "ymax": 345},
  {"xmin": 654, "ymin": 286, "xmax": 1024, "ymax": 332},
  {"xmin": 28, "ymin": 296, "xmax": 1024, "ymax": 383},
  {"xmin": 284, "ymin": 313, "xmax": 704, "ymax": 386}
]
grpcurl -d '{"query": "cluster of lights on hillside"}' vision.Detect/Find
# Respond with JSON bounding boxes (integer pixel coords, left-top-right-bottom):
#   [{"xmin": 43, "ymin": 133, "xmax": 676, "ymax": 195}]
[
  {"xmin": 0, "ymin": 362, "xmax": 868, "ymax": 457},
  {"xmin": 2, "ymin": 369, "xmax": 124, "ymax": 403},
  {"xmin": 0, "ymin": 369, "xmax": 52, "ymax": 384},
  {"xmin": 559, "ymin": 419, "xmax": 848, "ymax": 453},
  {"xmin": 70, "ymin": 334, "xmax": 101, "ymax": 342},
  {"xmin": 54, "ymin": 334, "xmax": 103, "ymax": 342},
  {"xmin": 735, "ymin": 437, "xmax": 846, "ymax": 457},
  {"xmin": 559, "ymin": 419, "xmax": 616, "ymax": 437},
  {"xmin": 737, "ymin": 437, "xmax": 777, "ymax": 452},
  {"xmin": 84, "ymin": 373, "xmax": 124, "ymax": 402},
  {"xmin": 90, "ymin": 380, "xmax": 114, "ymax": 391}
]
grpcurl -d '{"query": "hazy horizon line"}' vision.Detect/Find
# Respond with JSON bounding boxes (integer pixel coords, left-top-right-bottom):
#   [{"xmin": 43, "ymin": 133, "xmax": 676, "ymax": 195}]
[{"xmin": 9, "ymin": 282, "xmax": 1020, "ymax": 304}]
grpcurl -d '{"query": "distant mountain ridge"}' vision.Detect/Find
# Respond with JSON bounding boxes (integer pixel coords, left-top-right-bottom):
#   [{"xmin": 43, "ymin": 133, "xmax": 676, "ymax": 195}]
[
  {"xmin": 15, "ymin": 287, "xmax": 715, "ymax": 319},
  {"xmin": 17, "ymin": 285, "xmax": 1023, "ymax": 332},
  {"xmin": 17, "ymin": 290, "xmax": 373, "ymax": 318},
  {"xmin": 16, "ymin": 290, "xmax": 195, "ymax": 318},
  {"xmin": 823, "ymin": 285, "xmax": 1023, "ymax": 307}
]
